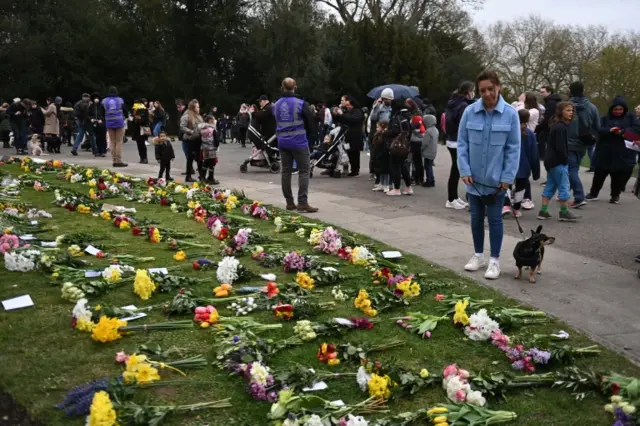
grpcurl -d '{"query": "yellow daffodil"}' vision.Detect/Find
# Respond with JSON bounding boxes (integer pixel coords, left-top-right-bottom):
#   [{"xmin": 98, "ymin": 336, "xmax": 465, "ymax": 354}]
[
  {"xmin": 100, "ymin": 211, "xmax": 111, "ymax": 221},
  {"xmin": 91, "ymin": 316, "xmax": 127, "ymax": 343},
  {"xmin": 150, "ymin": 227, "xmax": 161, "ymax": 243},
  {"xmin": 453, "ymin": 299, "xmax": 470, "ymax": 326},
  {"xmin": 173, "ymin": 250, "xmax": 186, "ymax": 261},
  {"xmin": 119, "ymin": 220, "xmax": 130, "ymax": 230}
]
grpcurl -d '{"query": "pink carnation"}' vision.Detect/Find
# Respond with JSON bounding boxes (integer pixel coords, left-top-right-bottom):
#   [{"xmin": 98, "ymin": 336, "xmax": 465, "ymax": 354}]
[
  {"xmin": 443, "ymin": 363, "xmax": 458, "ymax": 378},
  {"xmin": 115, "ymin": 351, "xmax": 129, "ymax": 363}
]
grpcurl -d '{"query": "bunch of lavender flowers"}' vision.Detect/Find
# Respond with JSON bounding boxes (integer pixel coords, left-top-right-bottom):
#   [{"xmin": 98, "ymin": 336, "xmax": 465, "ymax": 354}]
[
  {"xmin": 54, "ymin": 377, "xmax": 115, "ymax": 416},
  {"xmin": 283, "ymin": 251, "xmax": 312, "ymax": 273},
  {"xmin": 613, "ymin": 407, "xmax": 633, "ymax": 426},
  {"xmin": 527, "ymin": 348, "xmax": 551, "ymax": 365}
]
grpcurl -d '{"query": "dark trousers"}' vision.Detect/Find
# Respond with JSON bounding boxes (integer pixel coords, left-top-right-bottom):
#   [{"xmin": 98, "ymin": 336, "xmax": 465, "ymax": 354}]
[
  {"xmin": 201, "ymin": 158, "xmax": 216, "ymax": 180},
  {"xmin": 410, "ymin": 142, "xmax": 423, "ymax": 183},
  {"xmin": 185, "ymin": 139, "xmax": 202, "ymax": 177},
  {"xmin": 135, "ymin": 135, "xmax": 148, "ymax": 160},
  {"xmin": 590, "ymin": 168, "xmax": 634, "ymax": 198},
  {"xmin": 423, "ymin": 158, "xmax": 435, "ymax": 184},
  {"xmin": 158, "ymin": 161, "xmax": 171, "ymax": 179},
  {"xmin": 447, "ymin": 147, "xmax": 460, "ymax": 202},
  {"xmin": 391, "ymin": 155, "xmax": 410, "ymax": 189},
  {"xmin": 94, "ymin": 126, "xmax": 107, "ymax": 155},
  {"xmin": 348, "ymin": 150, "xmax": 360, "ymax": 174},
  {"xmin": 11, "ymin": 122, "xmax": 28, "ymax": 150},
  {"xmin": 238, "ymin": 127, "xmax": 248, "ymax": 146},
  {"xmin": 503, "ymin": 178, "xmax": 529, "ymax": 210},
  {"xmin": 61, "ymin": 127, "xmax": 72, "ymax": 145},
  {"xmin": 1, "ymin": 130, "xmax": 11, "ymax": 146},
  {"xmin": 537, "ymin": 132, "xmax": 547, "ymax": 163}
]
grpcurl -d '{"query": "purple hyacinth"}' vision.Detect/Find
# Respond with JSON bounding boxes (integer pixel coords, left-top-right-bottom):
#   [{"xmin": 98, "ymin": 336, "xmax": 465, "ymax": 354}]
[
  {"xmin": 511, "ymin": 360, "xmax": 525, "ymax": 371},
  {"xmin": 54, "ymin": 377, "xmax": 117, "ymax": 417},
  {"xmin": 613, "ymin": 407, "xmax": 633, "ymax": 426},
  {"xmin": 249, "ymin": 382, "xmax": 267, "ymax": 400},
  {"xmin": 232, "ymin": 335, "xmax": 241, "ymax": 345},
  {"xmin": 528, "ymin": 348, "xmax": 551, "ymax": 365}
]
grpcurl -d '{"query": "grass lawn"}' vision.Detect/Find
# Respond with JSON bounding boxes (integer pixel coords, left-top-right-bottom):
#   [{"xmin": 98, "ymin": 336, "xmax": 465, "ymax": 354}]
[{"xmin": 0, "ymin": 162, "xmax": 639, "ymax": 426}]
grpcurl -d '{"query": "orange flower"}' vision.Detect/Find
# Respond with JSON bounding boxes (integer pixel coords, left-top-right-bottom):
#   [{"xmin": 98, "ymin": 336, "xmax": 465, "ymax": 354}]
[{"xmin": 434, "ymin": 294, "xmax": 446, "ymax": 302}]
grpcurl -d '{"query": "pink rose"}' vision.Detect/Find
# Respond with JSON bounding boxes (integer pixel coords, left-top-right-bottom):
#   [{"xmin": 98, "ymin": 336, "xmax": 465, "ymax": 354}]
[
  {"xmin": 115, "ymin": 351, "xmax": 129, "ymax": 363},
  {"xmin": 443, "ymin": 363, "xmax": 458, "ymax": 378},
  {"xmin": 458, "ymin": 369, "xmax": 470, "ymax": 379},
  {"xmin": 396, "ymin": 319, "xmax": 404, "ymax": 325},
  {"xmin": 195, "ymin": 306, "xmax": 207, "ymax": 314},
  {"xmin": 455, "ymin": 389, "xmax": 466, "ymax": 401}
]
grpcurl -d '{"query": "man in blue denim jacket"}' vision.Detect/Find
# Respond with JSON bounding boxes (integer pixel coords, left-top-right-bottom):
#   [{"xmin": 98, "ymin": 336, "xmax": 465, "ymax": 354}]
[{"xmin": 457, "ymin": 70, "xmax": 521, "ymax": 280}]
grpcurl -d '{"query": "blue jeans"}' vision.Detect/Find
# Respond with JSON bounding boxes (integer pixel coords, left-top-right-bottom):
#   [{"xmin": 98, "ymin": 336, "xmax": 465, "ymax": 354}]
[
  {"xmin": 468, "ymin": 192, "xmax": 506, "ymax": 258},
  {"xmin": 379, "ymin": 173, "xmax": 390, "ymax": 186},
  {"xmin": 542, "ymin": 165, "xmax": 570, "ymax": 200},
  {"xmin": 567, "ymin": 151, "xmax": 585, "ymax": 202},
  {"xmin": 153, "ymin": 122, "xmax": 162, "ymax": 136},
  {"xmin": 72, "ymin": 125, "xmax": 96, "ymax": 153},
  {"xmin": 423, "ymin": 158, "xmax": 435, "ymax": 184}
]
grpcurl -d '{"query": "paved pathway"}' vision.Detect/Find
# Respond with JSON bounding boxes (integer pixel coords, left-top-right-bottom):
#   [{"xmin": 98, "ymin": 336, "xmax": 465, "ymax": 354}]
[{"xmin": 7, "ymin": 141, "xmax": 639, "ymax": 362}]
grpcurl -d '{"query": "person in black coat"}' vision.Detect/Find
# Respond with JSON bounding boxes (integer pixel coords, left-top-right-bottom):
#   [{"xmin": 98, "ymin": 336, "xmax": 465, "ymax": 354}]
[
  {"xmin": 28, "ymin": 101, "xmax": 45, "ymax": 135},
  {"xmin": 7, "ymin": 98, "xmax": 30, "ymax": 154},
  {"xmin": 252, "ymin": 95, "xmax": 277, "ymax": 142},
  {"xmin": 586, "ymin": 96, "xmax": 637, "ymax": 204},
  {"xmin": 535, "ymin": 87, "xmax": 562, "ymax": 162},
  {"xmin": 332, "ymin": 94, "xmax": 364, "ymax": 176},
  {"xmin": 87, "ymin": 92, "xmax": 107, "ymax": 157},
  {"xmin": 154, "ymin": 130, "xmax": 175, "ymax": 181}
]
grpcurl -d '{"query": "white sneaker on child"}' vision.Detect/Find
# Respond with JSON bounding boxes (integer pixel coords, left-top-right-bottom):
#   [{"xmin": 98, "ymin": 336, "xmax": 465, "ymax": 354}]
[
  {"xmin": 402, "ymin": 187, "xmax": 413, "ymax": 195},
  {"xmin": 522, "ymin": 199, "xmax": 535, "ymax": 210},
  {"xmin": 456, "ymin": 198, "xmax": 468, "ymax": 207},
  {"xmin": 387, "ymin": 189, "xmax": 401, "ymax": 196},
  {"xmin": 464, "ymin": 255, "xmax": 487, "ymax": 272},
  {"xmin": 372, "ymin": 185, "xmax": 384, "ymax": 192},
  {"xmin": 383, "ymin": 186, "xmax": 390, "ymax": 193},
  {"xmin": 484, "ymin": 260, "xmax": 501, "ymax": 280},
  {"xmin": 446, "ymin": 200, "xmax": 465, "ymax": 210}
]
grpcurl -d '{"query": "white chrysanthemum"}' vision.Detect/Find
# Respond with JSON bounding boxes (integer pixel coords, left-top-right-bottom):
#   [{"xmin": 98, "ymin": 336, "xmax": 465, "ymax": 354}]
[
  {"xmin": 249, "ymin": 361, "xmax": 270, "ymax": 386},
  {"xmin": 174, "ymin": 185, "xmax": 185, "ymax": 194},
  {"xmin": 72, "ymin": 298, "xmax": 92, "ymax": 322},
  {"xmin": 4, "ymin": 250, "xmax": 39, "ymax": 272},
  {"xmin": 356, "ymin": 366, "xmax": 371, "ymax": 392},
  {"xmin": 186, "ymin": 188, "xmax": 197, "ymax": 199},
  {"xmin": 216, "ymin": 256, "xmax": 240, "ymax": 284},
  {"xmin": 464, "ymin": 309, "xmax": 500, "ymax": 341},
  {"xmin": 70, "ymin": 173, "xmax": 83, "ymax": 183},
  {"xmin": 351, "ymin": 246, "xmax": 373, "ymax": 265}
]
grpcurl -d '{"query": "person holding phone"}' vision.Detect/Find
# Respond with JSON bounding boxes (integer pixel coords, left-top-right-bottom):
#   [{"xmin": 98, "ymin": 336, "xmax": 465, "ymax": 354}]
[
  {"xmin": 457, "ymin": 70, "xmax": 520, "ymax": 280},
  {"xmin": 585, "ymin": 96, "xmax": 636, "ymax": 204}
]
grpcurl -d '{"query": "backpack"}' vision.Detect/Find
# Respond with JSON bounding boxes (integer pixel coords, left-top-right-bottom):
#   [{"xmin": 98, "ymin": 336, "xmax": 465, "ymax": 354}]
[
  {"xmin": 575, "ymin": 103, "xmax": 596, "ymax": 145},
  {"xmin": 389, "ymin": 131, "xmax": 410, "ymax": 157}
]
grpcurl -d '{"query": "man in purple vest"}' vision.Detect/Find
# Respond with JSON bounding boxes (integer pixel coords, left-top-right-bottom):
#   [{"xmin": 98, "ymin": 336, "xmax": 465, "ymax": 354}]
[
  {"xmin": 102, "ymin": 86, "xmax": 128, "ymax": 167},
  {"xmin": 274, "ymin": 77, "xmax": 318, "ymax": 213}
]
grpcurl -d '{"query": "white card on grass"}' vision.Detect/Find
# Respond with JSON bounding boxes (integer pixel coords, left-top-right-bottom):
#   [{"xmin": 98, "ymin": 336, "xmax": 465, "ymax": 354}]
[
  {"xmin": 381, "ymin": 251, "xmax": 402, "ymax": 259},
  {"xmin": 31, "ymin": 158, "xmax": 46, "ymax": 164},
  {"xmin": 261, "ymin": 273, "xmax": 276, "ymax": 281},
  {"xmin": 303, "ymin": 381, "xmax": 328, "ymax": 392},
  {"xmin": 41, "ymin": 241, "xmax": 57, "ymax": 248},
  {"xmin": 2, "ymin": 295, "xmax": 35, "ymax": 311},
  {"xmin": 120, "ymin": 312, "xmax": 147, "ymax": 321},
  {"xmin": 85, "ymin": 270, "xmax": 102, "ymax": 278},
  {"xmin": 148, "ymin": 267, "xmax": 168, "ymax": 275},
  {"xmin": 121, "ymin": 305, "xmax": 138, "ymax": 311},
  {"xmin": 20, "ymin": 234, "xmax": 36, "ymax": 241},
  {"xmin": 30, "ymin": 220, "xmax": 38, "ymax": 225},
  {"xmin": 322, "ymin": 267, "xmax": 338, "ymax": 272},
  {"xmin": 85, "ymin": 245, "xmax": 101, "ymax": 256},
  {"xmin": 329, "ymin": 400, "xmax": 345, "ymax": 407}
]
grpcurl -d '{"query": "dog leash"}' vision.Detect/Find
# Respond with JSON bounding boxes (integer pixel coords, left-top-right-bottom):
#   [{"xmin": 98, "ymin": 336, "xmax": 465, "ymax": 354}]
[{"xmin": 470, "ymin": 181, "xmax": 526, "ymax": 239}]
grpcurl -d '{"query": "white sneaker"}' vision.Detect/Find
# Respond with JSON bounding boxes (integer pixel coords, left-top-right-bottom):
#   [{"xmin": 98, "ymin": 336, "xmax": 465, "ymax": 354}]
[
  {"xmin": 521, "ymin": 199, "xmax": 535, "ymax": 210},
  {"xmin": 456, "ymin": 198, "xmax": 468, "ymax": 207},
  {"xmin": 446, "ymin": 200, "xmax": 466, "ymax": 210},
  {"xmin": 464, "ymin": 255, "xmax": 487, "ymax": 272},
  {"xmin": 502, "ymin": 206, "xmax": 511, "ymax": 216},
  {"xmin": 484, "ymin": 261, "xmax": 501, "ymax": 280},
  {"xmin": 372, "ymin": 185, "xmax": 383, "ymax": 192},
  {"xmin": 387, "ymin": 189, "xmax": 401, "ymax": 196},
  {"xmin": 402, "ymin": 187, "xmax": 413, "ymax": 195},
  {"xmin": 145, "ymin": 141, "xmax": 150, "ymax": 146},
  {"xmin": 383, "ymin": 186, "xmax": 390, "ymax": 193}
]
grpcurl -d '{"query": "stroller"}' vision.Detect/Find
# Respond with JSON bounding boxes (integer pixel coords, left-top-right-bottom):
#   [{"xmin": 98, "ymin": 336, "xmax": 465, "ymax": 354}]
[
  {"xmin": 309, "ymin": 126, "xmax": 349, "ymax": 178},
  {"xmin": 239, "ymin": 124, "xmax": 281, "ymax": 173}
]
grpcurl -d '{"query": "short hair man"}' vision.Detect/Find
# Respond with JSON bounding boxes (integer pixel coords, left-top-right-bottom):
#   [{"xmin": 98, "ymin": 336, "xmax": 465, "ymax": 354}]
[{"xmin": 274, "ymin": 78, "xmax": 318, "ymax": 213}]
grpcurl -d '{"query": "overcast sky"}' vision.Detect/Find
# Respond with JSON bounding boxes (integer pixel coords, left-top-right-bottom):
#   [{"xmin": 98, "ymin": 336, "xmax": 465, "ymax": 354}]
[{"xmin": 471, "ymin": 0, "xmax": 639, "ymax": 32}]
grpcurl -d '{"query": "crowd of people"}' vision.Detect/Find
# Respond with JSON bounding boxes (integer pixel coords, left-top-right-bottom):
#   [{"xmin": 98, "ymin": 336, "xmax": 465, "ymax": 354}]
[{"xmin": 3, "ymin": 72, "xmax": 640, "ymax": 280}]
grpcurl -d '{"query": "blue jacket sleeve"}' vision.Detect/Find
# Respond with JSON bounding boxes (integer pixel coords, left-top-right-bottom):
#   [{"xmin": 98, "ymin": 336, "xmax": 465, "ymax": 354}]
[
  {"xmin": 528, "ymin": 129, "xmax": 540, "ymax": 180},
  {"xmin": 590, "ymin": 104, "xmax": 600, "ymax": 135},
  {"xmin": 456, "ymin": 109, "xmax": 471, "ymax": 177},
  {"xmin": 500, "ymin": 111, "xmax": 521, "ymax": 184}
]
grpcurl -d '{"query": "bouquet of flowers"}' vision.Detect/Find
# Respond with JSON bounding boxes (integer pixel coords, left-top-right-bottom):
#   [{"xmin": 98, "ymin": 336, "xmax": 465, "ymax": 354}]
[
  {"xmin": 4, "ymin": 249, "xmax": 40, "ymax": 271},
  {"xmin": 91, "ymin": 316, "xmax": 193, "ymax": 343},
  {"xmin": 294, "ymin": 317, "xmax": 375, "ymax": 341},
  {"xmin": 339, "ymin": 246, "xmax": 375, "ymax": 266},
  {"xmin": 426, "ymin": 403, "xmax": 517, "ymax": 425},
  {"xmin": 207, "ymin": 216, "xmax": 230, "ymax": 240},
  {"xmin": 216, "ymin": 256, "xmax": 253, "ymax": 285},
  {"xmin": 392, "ymin": 312, "xmax": 449, "ymax": 339},
  {"xmin": 442, "ymin": 364, "xmax": 486, "ymax": 406},
  {"xmin": 242, "ymin": 201, "xmax": 269, "ymax": 219},
  {"xmin": 229, "ymin": 296, "xmax": 258, "ymax": 316},
  {"xmin": 283, "ymin": 250, "xmax": 314, "ymax": 273},
  {"xmin": 314, "ymin": 227, "xmax": 342, "ymax": 255},
  {"xmin": 0, "ymin": 233, "xmax": 26, "ymax": 254},
  {"xmin": 464, "ymin": 309, "xmax": 501, "ymax": 341},
  {"xmin": 252, "ymin": 247, "xmax": 285, "ymax": 268}
]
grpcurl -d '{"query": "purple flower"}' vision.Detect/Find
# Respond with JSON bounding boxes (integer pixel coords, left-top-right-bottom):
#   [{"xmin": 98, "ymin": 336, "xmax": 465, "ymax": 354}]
[
  {"xmin": 283, "ymin": 251, "xmax": 311, "ymax": 272},
  {"xmin": 232, "ymin": 335, "xmax": 241, "ymax": 345},
  {"xmin": 528, "ymin": 348, "xmax": 551, "ymax": 365},
  {"xmin": 613, "ymin": 408, "xmax": 633, "ymax": 426},
  {"xmin": 511, "ymin": 360, "xmax": 525, "ymax": 370},
  {"xmin": 267, "ymin": 391, "xmax": 279, "ymax": 402}
]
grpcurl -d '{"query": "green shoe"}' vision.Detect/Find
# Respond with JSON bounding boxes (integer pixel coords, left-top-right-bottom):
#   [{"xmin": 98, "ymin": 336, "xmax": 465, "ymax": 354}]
[
  {"xmin": 559, "ymin": 210, "xmax": 580, "ymax": 222},
  {"xmin": 537, "ymin": 210, "xmax": 551, "ymax": 220}
]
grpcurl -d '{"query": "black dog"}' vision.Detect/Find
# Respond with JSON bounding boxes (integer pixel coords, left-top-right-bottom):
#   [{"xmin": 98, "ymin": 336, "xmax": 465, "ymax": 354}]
[{"xmin": 513, "ymin": 225, "xmax": 555, "ymax": 283}]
